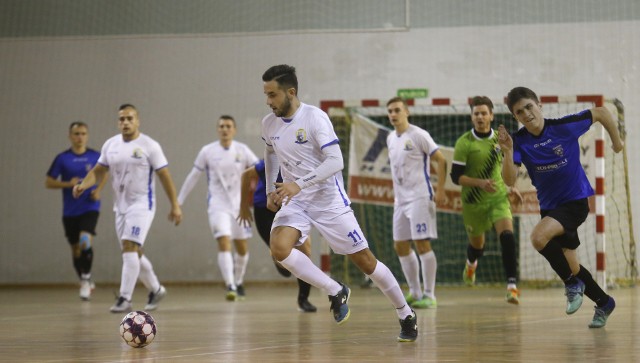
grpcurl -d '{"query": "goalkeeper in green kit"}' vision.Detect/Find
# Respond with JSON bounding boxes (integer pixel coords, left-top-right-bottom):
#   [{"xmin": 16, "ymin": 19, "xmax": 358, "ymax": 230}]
[{"xmin": 450, "ymin": 96, "xmax": 523, "ymax": 304}]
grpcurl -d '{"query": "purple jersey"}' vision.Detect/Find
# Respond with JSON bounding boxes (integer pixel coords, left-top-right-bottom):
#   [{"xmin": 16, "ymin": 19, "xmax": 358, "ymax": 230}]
[
  {"xmin": 47, "ymin": 148, "xmax": 101, "ymax": 216},
  {"xmin": 512, "ymin": 110, "xmax": 594, "ymax": 210}
]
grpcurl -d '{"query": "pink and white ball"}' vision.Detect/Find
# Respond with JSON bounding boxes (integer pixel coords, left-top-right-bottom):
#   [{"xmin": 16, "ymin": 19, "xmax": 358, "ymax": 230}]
[{"xmin": 119, "ymin": 311, "xmax": 157, "ymax": 348}]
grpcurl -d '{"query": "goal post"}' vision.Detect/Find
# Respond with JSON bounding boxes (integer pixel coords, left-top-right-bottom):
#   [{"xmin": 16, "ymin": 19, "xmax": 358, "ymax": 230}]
[{"xmin": 322, "ymin": 96, "xmax": 636, "ymax": 289}]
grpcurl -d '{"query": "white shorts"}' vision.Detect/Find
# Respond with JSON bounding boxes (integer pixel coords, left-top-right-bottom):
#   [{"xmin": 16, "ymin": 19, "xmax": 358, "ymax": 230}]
[
  {"xmin": 115, "ymin": 209, "xmax": 155, "ymax": 246},
  {"xmin": 209, "ymin": 210, "xmax": 252, "ymax": 240},
  {"xmin": 393, "ymin": 198, "xmax": 438, "ymax": 241},
  {"xmin": 272, "ymin": 202, "xmax": 368, "ymax": 255}
]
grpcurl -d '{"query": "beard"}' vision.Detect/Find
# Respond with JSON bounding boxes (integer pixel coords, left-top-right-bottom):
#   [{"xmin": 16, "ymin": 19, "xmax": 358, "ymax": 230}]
[{"xmin": 274, "ymin": 96, "xmax": 292, "ymax": 117}]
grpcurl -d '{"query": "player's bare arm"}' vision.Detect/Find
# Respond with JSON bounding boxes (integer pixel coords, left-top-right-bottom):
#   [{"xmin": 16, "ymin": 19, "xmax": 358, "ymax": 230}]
[
  {"xmin": 591, "ymin": 107, "xmax": 624, "ymax": 153},
  {"xmin": 73, "ymin": 164, "xmax": 107, "ymax": 198},
  {"xmin": 457, "ymin": 175, "xmax": 497, "ymax": 193},
  {"xmin": 237, "ymin": 166, "xmax": 258, "ymax": 227},
  {"xmin": 497, "ymin": 125, "xmax": 518, "ymax": 187},
  {"xmin": 156, "ymin": 167, "xmax": 183, "ymax": 226},
  {"xmin": 431, "ymin": 149, "xmax": 448, "ymax": 205},
  {"xmin": 90, "ymin": 170, "xmax": 109, "ymax": 201},
  {"xmin": 45, "ymin": 176, "xmax": 81, "ymax": 189}
]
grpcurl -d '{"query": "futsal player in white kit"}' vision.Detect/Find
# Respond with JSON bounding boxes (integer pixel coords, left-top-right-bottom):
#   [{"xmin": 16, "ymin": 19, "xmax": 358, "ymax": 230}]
[
  {"xmin": 386, "ymin": 97, "xmax": 446, "ymax": 309},
  {"xmin": 73, "ymin": 104, "xmax": 182, "ymax": 313},
  {"xmin": 261, "ymin": 64, "xmax": 418, "ymax": 342},
  {"xmin": 178, "ymin": 115, "xmax": 258, "ymax": 300}
]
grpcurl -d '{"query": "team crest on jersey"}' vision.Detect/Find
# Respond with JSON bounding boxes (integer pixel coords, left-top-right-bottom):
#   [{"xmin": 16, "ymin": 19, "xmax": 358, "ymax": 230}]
[
  {"xmin": 85, "ymin": 164, "xmax": 92, "ymax": 172},
  {"xmin": 553, "ymin": 144, "xmax": 564, "ymax": 157},
  {"xmin": 235, "ymin": 153, "xmax": 242, "ymax": 163},
  {"xmin": 131, "ymin": 148, "xmax": 144, "ymax": 159},
  {"xmin": 403, "ymin": 140, "xmax": 414, "ymax": 151},
  {"xmin": 294, "ymin": 129, "xmax": 308, "ymax": 144}
]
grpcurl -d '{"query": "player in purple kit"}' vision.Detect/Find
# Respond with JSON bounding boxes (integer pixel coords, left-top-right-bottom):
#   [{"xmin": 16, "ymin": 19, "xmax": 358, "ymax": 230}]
[
  {"xmin": 261, "ymin": 64, "xmax": 417, "ymax": 342},
  {"xmin": 498, "ymin": 87, "xmax": 623, "ymax": 328},
  {"xmin": 46, "ymin": 121, "xmax": 107, "ymax": 300}
]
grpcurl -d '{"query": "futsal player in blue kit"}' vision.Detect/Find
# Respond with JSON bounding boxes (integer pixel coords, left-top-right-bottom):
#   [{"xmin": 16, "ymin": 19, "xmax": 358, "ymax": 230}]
[
  {"xmin": 498, "ymin": 87, "xmax": 624, "ymax": 328},
  {"xmin": 46, "ymin": 121, "xmax": 107, "ymax": 300}
]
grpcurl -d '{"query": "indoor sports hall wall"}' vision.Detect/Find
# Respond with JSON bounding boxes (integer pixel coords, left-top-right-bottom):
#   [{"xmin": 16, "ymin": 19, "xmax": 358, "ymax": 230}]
[{"xmin": 1, "ymin": 1, "xmax": 638, "ymax": 284}]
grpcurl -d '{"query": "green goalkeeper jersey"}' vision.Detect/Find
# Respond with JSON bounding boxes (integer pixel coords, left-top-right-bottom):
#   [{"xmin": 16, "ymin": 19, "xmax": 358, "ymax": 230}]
[{"xmin": 452, "ymin": 129, "xmax": 508, "ymax": 205}]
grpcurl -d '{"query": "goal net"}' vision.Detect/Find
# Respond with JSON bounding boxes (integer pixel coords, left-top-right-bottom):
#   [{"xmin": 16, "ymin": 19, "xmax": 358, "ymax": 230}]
[{"xmin": 325, "ymin": 97, "xmax": 635, "ymax": 288}]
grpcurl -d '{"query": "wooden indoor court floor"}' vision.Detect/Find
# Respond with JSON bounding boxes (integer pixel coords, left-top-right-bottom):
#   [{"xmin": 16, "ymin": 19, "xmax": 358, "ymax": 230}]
[{"xmin": 1, "ymin": 283, "xmax": 638, "ymax": 362}]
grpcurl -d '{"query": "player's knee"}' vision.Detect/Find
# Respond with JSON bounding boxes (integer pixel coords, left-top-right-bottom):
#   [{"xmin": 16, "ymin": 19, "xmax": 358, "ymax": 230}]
[
  {"xmin": 393, "ymin": 241, "xmax": 411, "ymax": 256},
  {"xmin": 529, "ymin": 230, "xmax": 548, "ymax": 250},
  {"xmin": 270, "ymin": 241, "xmax": 292, "ymax": 261},
  {"xmin": 79, "ymin": 232, "xmax": 92, "ymax": 250}
]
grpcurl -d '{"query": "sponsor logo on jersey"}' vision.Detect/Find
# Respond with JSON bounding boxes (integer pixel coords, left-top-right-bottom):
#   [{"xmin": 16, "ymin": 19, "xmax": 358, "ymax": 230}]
[{"xmin": 295, "ymin": 129, "xmax": 308, "ymax": 144}]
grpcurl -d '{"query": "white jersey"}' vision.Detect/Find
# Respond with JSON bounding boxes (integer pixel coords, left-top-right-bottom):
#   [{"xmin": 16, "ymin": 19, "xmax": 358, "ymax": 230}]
[
  {"xmin": 191, "ymin": 141, "xmax": 258, "ymax": 214},
  {"xmin": 97, "ymin": 133, "xmax": 168, "ymax": 214},
  {"xmin": 387, "ymin": 124, "xmax": 439, "ymax": 204},
  {"xmin": 261, "ymin": 102, "xmax": 350, "ymax": 211}
]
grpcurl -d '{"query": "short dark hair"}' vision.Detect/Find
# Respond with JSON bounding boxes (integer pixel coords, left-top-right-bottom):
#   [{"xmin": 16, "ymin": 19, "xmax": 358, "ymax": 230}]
[
  {"xmin": 386, "ymin": 96, "xmax": 409, "ymax": 109},
  {"xmin": 69, "ymin": 121, "xmax": 88, "ymax": 131},
  {"xmin": 506, "ymin": 87, "xmax": 539, "ymax": 113},
  {"xmin": 262, "ymin": 64, "xmax": 298, "ymax": 95},
  {"xmin": 119, "ymin": 103, "xmax": 137, "ymax": 111},
  {"xmin": 219, "ymin": 114, "xmax": 236, "ymax": 126},
  {"xmin": 470, "ymin": 96, "xmax": 494, "ymax": 112}
]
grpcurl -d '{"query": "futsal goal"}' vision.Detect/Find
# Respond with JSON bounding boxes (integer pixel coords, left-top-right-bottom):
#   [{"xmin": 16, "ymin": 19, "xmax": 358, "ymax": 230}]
[{"xmin": 322, "ymin": 96, "xmax": 635, "ymax": 289}]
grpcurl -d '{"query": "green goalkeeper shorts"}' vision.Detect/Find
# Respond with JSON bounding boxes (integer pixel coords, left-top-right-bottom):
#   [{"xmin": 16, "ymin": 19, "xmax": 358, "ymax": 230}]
[{"xmin": 462, "ymin": 198, "xmax": 512, "ymax": 237}]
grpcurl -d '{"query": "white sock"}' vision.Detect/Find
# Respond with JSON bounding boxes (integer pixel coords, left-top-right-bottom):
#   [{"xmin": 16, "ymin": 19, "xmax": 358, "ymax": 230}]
[
  {"xmin": 138, "ymin": 255, "xmax": 160, "ymax": 293},
  {"xmin": 368, "ymin": 260, "xmax": 413, "ymax": 319},
  {"xmin": 279, "ymin": 249, "xmax": 341, "ymax": 295},
  {"xmin": 120, "ymin": 252, "xmax": 140, "ymax": 301},
  {"xmin": 234, "ymin": 253, "xmax": 249, "ymax": 286},
  {"xmin": 420, "ymin": 251, "xmax": 437, "ymax": 299},
  {"xmin": 398, "ymin": 252, "xmax": 422, "ymax": 299},
  {"xmin": 218, "ymin": 251, "xmax": 235, "ymax": 288}
]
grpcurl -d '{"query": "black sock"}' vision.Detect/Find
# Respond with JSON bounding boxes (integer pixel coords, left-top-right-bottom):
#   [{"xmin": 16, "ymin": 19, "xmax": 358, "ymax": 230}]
[
  {"xmin": 298, "ymin": 278, "xmax": 311, "ymax": 302},
  {"xmin": 466, "ymin": 245, "xmax": 484, "ymax": 263},
  {"xmin": 538, "ymin": 241, "xmax": 575, "ymax": 283},
  {"xmin": 576, "ymin": 265, "xmax": 609, "ymax": 306},
  {"xmin": 500, "ymin": 231, "xmax": 518, "ymax": 284},
  {"xmin": 72, "ymin": 256, "xmax": 82, "ymax": 278},
  {"xmin": 80, "ymin": 247, "xmax": 93, "ymax": 276}
]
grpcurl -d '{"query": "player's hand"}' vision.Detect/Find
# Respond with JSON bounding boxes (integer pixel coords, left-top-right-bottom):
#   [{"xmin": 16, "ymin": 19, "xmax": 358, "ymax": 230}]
[
  {"xmin": 69, "ymin": 177, "xmax": 81, "ymax": 187},
  {"xmin": 480, "ymin": 179, "xmax": 497, "ymax": 193},
  {"xmin": 612, "ymin": 140, "xmax": 624, "ymax": 153},
  {"xmin": 236, "ymin": 207, "xmax": 254, "ymax": 228},
  {"xmin": 72, "ymin": 184, "xmax": 86, "ymax": 199},
  {"xmin": 169, "ymin": 205, "xmax": 182, "ymax": 226},
  {"xmin": 497, "ymin": 125, "xmax": 513, "ymax": 152},
  {"xmin": 508, "ymin": 186, "xmax": 524, "ymax": 206},
  {"xmin": 274, "ymin": 182, "xmax": 301, "ymax": 206},
  {"xmin": 434, "ymin": 188, "xmax": 447, "ymax": 206},
  {"xmin": 266, "ymin": 193, "xmax": 280, "ymax": 212},
  {"xmin": 90, "ymin": 189, "xmax": 101, "ymax": 201}
]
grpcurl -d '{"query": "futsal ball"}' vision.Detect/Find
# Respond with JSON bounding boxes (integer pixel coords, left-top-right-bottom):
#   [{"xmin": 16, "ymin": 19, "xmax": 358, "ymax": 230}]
[{"xmin": 119, "ymin": 311, "xmax": 157, "ymax": 348}]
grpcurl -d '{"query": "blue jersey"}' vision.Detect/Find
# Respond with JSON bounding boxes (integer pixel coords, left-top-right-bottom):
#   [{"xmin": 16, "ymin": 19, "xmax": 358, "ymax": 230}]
[
  {"xmin": 512, "ymin": 109, "xmax": 594, "ymax": 210},
  {"xmin": 253, "ymin": 159, "xmax": 282, "ymax": 208},
  {"xmin": 47, "ymin": 148, "xmax": 101, "ymax": 217}
]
